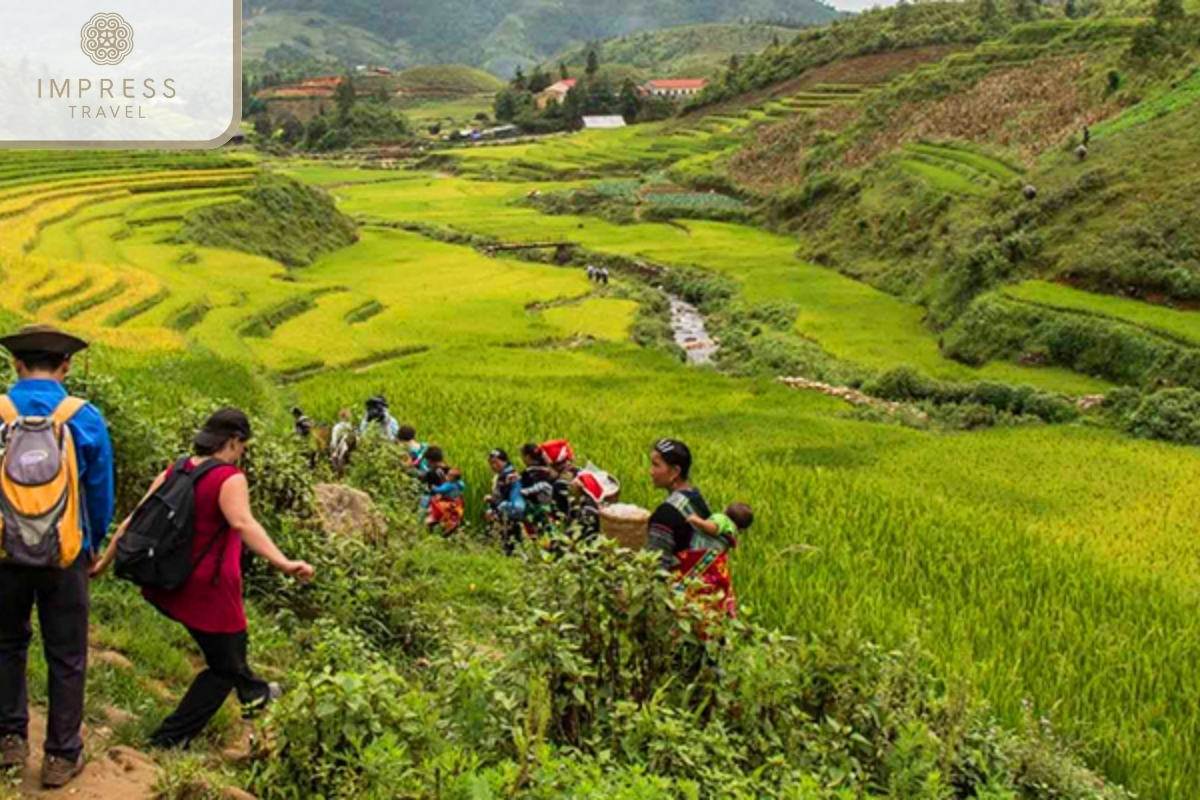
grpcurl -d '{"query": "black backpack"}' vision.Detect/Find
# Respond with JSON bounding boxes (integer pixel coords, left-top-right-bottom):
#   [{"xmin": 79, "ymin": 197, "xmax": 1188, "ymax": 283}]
[{"xmin": 115, "ymin": 457, "xmax": 229, "ymax": 592}]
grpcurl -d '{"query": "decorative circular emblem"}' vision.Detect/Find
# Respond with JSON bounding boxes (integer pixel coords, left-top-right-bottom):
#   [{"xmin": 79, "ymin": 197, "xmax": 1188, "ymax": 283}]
[{"xmin": 80, "ymin": 13, "xmax": 134, "ymax": 66}]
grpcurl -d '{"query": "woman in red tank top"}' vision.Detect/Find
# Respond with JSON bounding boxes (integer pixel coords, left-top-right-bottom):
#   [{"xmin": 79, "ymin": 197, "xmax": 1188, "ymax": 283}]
[{"xmin": 94, "ymin": 408, "xmax": 314, "ymax": 749}]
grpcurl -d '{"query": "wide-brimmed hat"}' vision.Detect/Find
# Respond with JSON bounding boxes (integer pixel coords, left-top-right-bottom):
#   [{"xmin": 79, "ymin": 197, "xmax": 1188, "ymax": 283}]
[
  {"xmin": 193, "ymin": 408, "xmax": 253, "ymax": 451},
  {"xmin": 0, "ymin": 325, "xmax": 89, "ymax": 358}
]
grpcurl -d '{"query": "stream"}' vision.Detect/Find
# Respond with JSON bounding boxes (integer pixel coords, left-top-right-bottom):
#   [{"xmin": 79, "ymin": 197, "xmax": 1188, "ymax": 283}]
[{"xmin": 669, "ymin": 296, "xmax": 718, "ymax": 365}]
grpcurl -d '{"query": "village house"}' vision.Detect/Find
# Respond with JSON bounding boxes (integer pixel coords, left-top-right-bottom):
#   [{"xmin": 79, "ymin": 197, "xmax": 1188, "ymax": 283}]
[
  {"xmin": 643, "ymin": 78, "xmax": 707, "ymax": 99},
  {"xmin": 536, "ymin": 78, "xmax": 577, "ymax": 110}
]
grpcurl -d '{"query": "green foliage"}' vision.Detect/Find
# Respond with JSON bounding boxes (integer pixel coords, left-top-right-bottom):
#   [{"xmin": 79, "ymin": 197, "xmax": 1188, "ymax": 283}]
[
  {"xmin": 1124, "ymin": 387, "xmax": 1200, "ymax": 444},
  {"xmin": 865, "ymin": 366, "xmax": 1080, "ymax": 424},
  {"xmin": 944, "ymin": 294, "xmax": 1200, "ymax": 390},
  {"xmin": 176, "ymin": 174, "xmax": 358, "ymax": 268},
  {"xmin": 243, "ymin": 531, "xmax": 1129, "ymax": 800}
]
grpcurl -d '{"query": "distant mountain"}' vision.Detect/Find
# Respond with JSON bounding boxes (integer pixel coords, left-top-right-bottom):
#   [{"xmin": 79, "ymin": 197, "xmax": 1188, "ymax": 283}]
[
  {"xmin": 242, "ymin": 0, "xmax": 842, "ymax": 77},
  {"xmin": 550, "ymin": 23, "xmax": 806, "ymax": 82}
]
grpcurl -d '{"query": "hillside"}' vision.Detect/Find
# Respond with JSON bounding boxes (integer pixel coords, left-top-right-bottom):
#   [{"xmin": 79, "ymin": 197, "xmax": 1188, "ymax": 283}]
[
  {"xmin": 242, "ymin": 11, "xmax": 413, "ymax": 76},
  {"xmin": 391, "ymin": 64, "xmax": 506, "ymax": 94},
  {"xmin": 242, "ymin": 0, "xmax": 842, "ymax": 77},
  {"xmin": 550, "ymin": 23, "xmax": 808, "ymax": 81}
]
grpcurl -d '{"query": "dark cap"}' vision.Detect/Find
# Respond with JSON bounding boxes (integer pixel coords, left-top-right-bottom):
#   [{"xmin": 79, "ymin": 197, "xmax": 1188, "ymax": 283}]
[
  {"xmin": 193, "ymin": 407, "xmax": 253, "ymax": 451},
  {"xmin": 654, "ymin": 438, "xmax": 692, "ymax": 479},
  {"xmin": 0, "ymin": 325, "xmax": 89, "ymax": 358},
  {"xmin": 489, "ymin": 448, "xmax": 509, "ymax": 463}
]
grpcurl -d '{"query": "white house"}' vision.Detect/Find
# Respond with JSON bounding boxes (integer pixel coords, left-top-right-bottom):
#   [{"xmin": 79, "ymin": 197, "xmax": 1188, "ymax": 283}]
[{"xmin": 643, "ymin": 79, "xmax": 708, "ymax": 99}]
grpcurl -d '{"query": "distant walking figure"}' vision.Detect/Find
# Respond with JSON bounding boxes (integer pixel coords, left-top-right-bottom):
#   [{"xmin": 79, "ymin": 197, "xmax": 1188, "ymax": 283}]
[{"xmin": 599, "ymin": 267, "xmax": 610, "ymax": 286}]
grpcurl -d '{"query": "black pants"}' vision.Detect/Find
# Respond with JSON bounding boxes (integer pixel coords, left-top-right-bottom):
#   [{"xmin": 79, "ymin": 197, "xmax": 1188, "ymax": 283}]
[
  {"xmin": 150, "ymin": 628, "xmax": 269, "ymax": 749},
  {"xmin": 0, "ymin": 557, "xmax": 89, "ymax": 760}
]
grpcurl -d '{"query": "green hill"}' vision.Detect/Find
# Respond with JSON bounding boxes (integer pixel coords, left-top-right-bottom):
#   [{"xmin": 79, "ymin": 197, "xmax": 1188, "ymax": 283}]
[
  {"xmin": 242, "ymin": 11, "xmax": 413, "ymax": 76},
  {"xmin": 243, "ymin": 0, "xmax": 843, "ymax": 77},
  {"xmin": 392, "ymin": 64, "xmax": 506, "ymax": 94},
  {"xmin": 550, "ymin": 23, "xmax": 809, "ymax": 81}
]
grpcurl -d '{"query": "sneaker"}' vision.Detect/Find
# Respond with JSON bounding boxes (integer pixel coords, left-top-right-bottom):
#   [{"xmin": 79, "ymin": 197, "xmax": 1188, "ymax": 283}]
[
  {"xmin": 0, "ymin": 735, "xmax": 27, "ymax": 769},
  {"xmin": 241, "ymin": 682, "xmax": 283, "ymax": 719},
  {"xmin": 41, "ymin": 753, "xmax": 85, "ymax": 789}
]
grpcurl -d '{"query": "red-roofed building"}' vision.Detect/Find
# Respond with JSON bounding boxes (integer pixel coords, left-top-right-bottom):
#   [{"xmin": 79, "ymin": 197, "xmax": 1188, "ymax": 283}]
[
  {"xmin": 536, "ymin": 78, "xmax": 578, "ymax": 110},
  {"xmin": 644, "ymin": 79, "xmax": 708, "ymax": 99}
]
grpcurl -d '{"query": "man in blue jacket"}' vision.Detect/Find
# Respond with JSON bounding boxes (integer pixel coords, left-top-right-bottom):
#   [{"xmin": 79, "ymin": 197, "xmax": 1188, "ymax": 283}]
[{"xmin": 0, "ymin": 326, "xmax": 114, "ymax": 789}]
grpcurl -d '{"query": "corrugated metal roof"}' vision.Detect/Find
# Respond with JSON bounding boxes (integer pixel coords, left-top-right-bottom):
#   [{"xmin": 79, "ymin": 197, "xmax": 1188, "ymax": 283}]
[{"xmin": 582, "ymin": 116, "xmax": 627, "ymax": 129}]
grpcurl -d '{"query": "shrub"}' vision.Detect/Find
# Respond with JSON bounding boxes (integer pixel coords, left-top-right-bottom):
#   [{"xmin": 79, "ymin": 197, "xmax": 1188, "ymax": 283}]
[
  {"xmin": 1125, "ymin": 388, "xmax": 1200, "ymax": 445},
  {"xmin": 175, "ymin": 175, "xmax": 358, "ymax": 268}
]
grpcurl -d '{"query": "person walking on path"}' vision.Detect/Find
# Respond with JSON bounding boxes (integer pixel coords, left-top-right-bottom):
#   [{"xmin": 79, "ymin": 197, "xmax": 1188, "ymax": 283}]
[
  {"xmin": 0, "ymin": 325, "xmax": 114, "ymax": 789},
  {"xmin": 93, "ymin": 409, "xmax": 314, "ymax": 749}
]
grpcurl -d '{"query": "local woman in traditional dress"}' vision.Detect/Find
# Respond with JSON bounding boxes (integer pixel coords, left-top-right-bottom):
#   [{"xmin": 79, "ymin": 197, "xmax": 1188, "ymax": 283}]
[{"xmin": 647, "ymin": 438, "xmax": 736, "ymax": 616}]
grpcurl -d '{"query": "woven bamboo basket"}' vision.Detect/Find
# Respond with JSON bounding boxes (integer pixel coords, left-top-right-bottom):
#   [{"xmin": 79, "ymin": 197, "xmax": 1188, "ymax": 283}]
[{"xmin": 599, "ymin": 504, "xmax": 650, "ymax": 550}]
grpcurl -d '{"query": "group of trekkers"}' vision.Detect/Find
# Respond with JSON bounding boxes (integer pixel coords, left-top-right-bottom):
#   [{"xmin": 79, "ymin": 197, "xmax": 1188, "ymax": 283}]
[
  {"xmin": 0, "ymin": 324, "xmax": 751, "ymax": 790},
  {"xmin": 0, "ymin": 326, "xmax": 313, "ymax": 789},
  {"xmin": 319, "ymin": 394, "xmax": 755, "ymax": 617}
]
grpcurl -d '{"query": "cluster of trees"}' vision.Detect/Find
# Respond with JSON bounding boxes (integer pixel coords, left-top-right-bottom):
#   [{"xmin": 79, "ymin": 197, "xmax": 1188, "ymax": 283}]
[
  {"xmin": 493, "ymin": 51, "xmax": 677, "ymax": 132},
  {"xmin": 250, "ymin": 75, "xmax": 412, "ymax": 152}
]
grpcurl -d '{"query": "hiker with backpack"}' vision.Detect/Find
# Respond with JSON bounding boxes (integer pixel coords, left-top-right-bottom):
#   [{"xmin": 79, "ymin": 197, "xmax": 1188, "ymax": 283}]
[
  {"xmin": 92, "ymin": 408, "xmax": 314, "ymax": 749},
  {"xmin": 0, "ymin": 326, "xmax": 114, "ymax": 789}
]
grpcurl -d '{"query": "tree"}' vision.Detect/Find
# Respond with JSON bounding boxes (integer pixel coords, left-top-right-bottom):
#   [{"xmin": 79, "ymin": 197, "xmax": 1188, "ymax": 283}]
[
  {"xmin": 560, "ymin": 61, "xmax": 570, "ymax": 81},
  {"xmin": 376, "ymin": 85, "xmax": 391, "ymax": 104},
  {"xmin": 252, "ymin": 113, "xmax": 272, "ymax": 137},
  {"xmin": 512, "ymin": 66, "xmax": 527, "ymax": 91},
  {"xmin": 1013, "ymin": 0, "xmax": 1036, "ymax": 21},
  {"xmin": 1064, "ymin": 0, "xmax": 1078, "ymax": 18},
  {"xmin": 278, "ymin": 112, "xmax": 305, "ymax": 146},
  {"xmin": 528, "ymin": 65, "xmax": 551, "ymax": 94},
  {"xmin": 334, "ymin": 75, "xmax": 356, "ymax": 121},
  {"xmin": 563, "ymin": 85, "xmax": 583, "ymax": 128},
  {"xmin": 980, "ymin": 0, "xmax": 999, "ymax": 24},
  {"xmin": 619, "ymin": 78, "xmax": 642, "ymax": 123},
  {"xmin": 586, "ymin": 50, "xmax": 599, "ymax": 79},
  {"xmin": 1154, "ymin": 0, "xmax": 1185, "ymax": 23}
]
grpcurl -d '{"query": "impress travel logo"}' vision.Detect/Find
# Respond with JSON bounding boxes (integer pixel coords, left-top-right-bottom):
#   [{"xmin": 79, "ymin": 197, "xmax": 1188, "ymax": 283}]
[
  {"xmin": 80, "ymin": 13, "xmax": 135, "ymax": 66},
  {"xmin": 0, "ymin": 1, "xmax": 241, "ymax": 148}
]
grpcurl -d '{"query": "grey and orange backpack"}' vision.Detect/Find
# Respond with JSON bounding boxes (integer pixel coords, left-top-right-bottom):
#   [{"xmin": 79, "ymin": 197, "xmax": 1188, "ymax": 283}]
[{"xmin": 0, "ymin": 395, "xmax": 87, "ymax": 568}]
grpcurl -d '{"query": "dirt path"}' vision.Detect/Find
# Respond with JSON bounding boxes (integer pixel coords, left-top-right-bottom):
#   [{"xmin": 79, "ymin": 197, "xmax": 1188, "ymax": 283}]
[{"xmin": 12, "ymin": 712, "xmax": 158, "ymax": 800}]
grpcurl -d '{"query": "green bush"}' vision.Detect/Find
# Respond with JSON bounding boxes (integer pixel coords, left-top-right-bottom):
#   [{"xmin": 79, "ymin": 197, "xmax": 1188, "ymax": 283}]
[
  {"xmin": 244, "ymin": 535, "xmax": 1129, "ymax": 800},
  {"xmin": 1125, "ymin": 388, "xmax": 1200, "ymax": 444},
  {"xmin": 945, "ymin": 294, "xmax": 1200, "ymax": 390},
  {"xmin": 176, "ymin": 174, "xmax": 358, "ymax": 268}
]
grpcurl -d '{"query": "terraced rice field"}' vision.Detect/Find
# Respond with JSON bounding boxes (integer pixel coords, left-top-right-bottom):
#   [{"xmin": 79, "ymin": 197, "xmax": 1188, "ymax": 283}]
[
  {"xmin": 898, "ymin": 141, "xmax": 1022, "ymax": 195},
  {"xmin": 1004, "ymin": 279, "xmax": 1200, "ymax": 346}
]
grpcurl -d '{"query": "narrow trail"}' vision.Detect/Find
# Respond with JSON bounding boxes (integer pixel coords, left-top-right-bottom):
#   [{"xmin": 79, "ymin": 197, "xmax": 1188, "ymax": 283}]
[{"xmin": 13, "ymin": 711, "xmax": 158, "ymax": 800}]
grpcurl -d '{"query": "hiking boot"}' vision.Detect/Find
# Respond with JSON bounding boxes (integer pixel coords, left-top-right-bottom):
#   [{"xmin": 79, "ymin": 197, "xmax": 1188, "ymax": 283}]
[
  {"xmin": 41, "ymin": 753, "xmax": 85, "ymax": 788},
  {"xmin": 0, "ymin": 735, "xmax": 28, "ymax": 768},
  {"xmin": 241, "ymin": 682, "xmax": 283, "ymax": 719}
]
